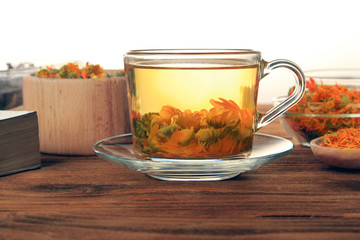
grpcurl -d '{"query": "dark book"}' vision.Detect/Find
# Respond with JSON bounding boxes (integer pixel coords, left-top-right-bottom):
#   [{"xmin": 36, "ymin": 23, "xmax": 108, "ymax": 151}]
[{"xmin": 0, "ymin": 111, "xmax": 41, "ymax": 176}]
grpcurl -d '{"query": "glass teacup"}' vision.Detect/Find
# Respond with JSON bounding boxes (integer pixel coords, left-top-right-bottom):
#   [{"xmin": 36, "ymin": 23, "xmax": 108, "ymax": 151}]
[{"xmin": 124, "ymin": 49, "xmax": 305, "ymax": 159}]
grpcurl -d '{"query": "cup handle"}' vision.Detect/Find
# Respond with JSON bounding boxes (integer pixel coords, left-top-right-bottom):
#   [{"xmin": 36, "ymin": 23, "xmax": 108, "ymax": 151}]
[{"xmin": 256, "ymin": 59, "xmax": 305, "ymax": 130}]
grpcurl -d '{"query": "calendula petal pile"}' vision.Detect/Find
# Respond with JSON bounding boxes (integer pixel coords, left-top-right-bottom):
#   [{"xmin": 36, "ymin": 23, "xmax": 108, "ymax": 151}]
[
  {"xmin": 35, "ymin": 62, "xmax": 124, "ymax": 79},
  {"xmin": 286, "ymin": 78, "xmax": 360, "ymax": 141}
]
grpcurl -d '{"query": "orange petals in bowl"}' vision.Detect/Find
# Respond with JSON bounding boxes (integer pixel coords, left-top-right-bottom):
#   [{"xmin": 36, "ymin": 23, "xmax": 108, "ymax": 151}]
[
  {"xmin": 274, "ymin": 69, "xmax": 360, "ymax": 147},
  {"xmin": 310, "ymin": 137, "xmax": 360, "ymax": 169}
]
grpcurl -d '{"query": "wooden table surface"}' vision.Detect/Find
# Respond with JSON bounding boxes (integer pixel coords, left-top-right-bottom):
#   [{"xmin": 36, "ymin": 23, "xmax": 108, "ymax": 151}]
[{"xmin": 1, "ymin": 106, "xmax": 360, "ymax": 240}]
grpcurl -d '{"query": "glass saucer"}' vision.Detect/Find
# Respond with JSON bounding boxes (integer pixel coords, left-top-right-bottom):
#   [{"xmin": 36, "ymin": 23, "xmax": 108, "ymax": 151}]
[{"xmin": 93, "ymin": 133, "xmax": 293, "ymax": 181}]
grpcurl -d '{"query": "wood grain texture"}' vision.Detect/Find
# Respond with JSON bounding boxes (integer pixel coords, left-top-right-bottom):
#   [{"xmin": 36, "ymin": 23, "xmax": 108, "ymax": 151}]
[
  {"xmin": 0, "ymin": 106, "xmax": 359, "ymax": 239},
  {"xmin": 22, "ymin": 75, "xmax": 131, "ymax": 155}
]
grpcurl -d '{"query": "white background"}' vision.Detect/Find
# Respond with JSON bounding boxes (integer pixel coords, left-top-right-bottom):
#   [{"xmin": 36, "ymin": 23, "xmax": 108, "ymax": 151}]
[{"xmin": 1, "ymin": 0, "xmax": 360, "ymax": 103}]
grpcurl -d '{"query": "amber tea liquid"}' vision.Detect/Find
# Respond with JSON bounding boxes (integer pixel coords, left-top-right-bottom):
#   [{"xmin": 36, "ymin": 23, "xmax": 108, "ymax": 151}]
[{"xmin": 126, "ymin": 63, "xmax": 259, "ymax": 159}]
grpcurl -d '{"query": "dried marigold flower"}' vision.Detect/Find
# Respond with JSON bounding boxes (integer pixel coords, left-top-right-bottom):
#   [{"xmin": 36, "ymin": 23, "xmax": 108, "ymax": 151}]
[{"xmin": 35, "ymin": 62, "xmax": 116, "ymax": 79}]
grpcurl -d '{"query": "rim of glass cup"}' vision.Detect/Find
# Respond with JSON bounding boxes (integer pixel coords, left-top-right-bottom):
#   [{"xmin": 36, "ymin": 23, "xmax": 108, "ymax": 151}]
[{"xmin": 125, "ymin": 49, "xmax": 261, "ymax": 55}]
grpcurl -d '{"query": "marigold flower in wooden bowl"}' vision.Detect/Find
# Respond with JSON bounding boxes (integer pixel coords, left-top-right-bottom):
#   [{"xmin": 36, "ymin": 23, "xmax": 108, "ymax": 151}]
[
  {"xmin": 23, "ymin": 62, "xmax": 131, "ymax": 155},
  {"xmin": 273, "ymin": 69, "xmax": 360, "ymax": 147},
  {"xmin": 310, "ymin": 128, "xmax": 360, "ymax": 169}
]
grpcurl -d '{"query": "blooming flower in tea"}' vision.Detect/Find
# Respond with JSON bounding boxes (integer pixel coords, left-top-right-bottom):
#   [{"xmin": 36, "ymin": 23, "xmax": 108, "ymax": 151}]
[{"xmin": 132, "ymin": 98, "xmax": 254, "ymax": 158}]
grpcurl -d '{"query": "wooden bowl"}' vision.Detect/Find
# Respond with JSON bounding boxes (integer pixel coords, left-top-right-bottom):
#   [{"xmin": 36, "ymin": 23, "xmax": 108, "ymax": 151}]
[
  {"xmin": 22, "ymin": 74, "xmax": 131, "ymax": 155},
  {"xmin": 310, "ymin": 137, "xmax": 360, "ymax": 169}
]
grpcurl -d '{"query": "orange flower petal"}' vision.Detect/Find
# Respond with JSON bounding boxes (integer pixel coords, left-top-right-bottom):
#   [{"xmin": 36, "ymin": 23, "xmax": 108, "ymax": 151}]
[{"xmin": 159, "ymin": 105, "xmax": 182, "ymax": 122}]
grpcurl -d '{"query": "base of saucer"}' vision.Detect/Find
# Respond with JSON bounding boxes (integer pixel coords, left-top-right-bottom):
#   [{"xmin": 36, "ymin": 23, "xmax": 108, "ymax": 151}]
[{"xmin": 148, "ymin": 172, "xmax": 240, "ymax": 181}]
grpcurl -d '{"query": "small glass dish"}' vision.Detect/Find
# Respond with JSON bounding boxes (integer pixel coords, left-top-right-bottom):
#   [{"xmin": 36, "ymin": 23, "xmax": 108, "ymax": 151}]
[
  {"xmin": 273, "ymin": 69, "xmax": 360, "ymax": 147},
  {"xmin": 310, "ymin": 137, "xmax": 360, "ymax": 169},
  {"xmin": 93, "ymin": 133, "xmax": 294, "ymax": 181},
  {"xmin": 273, "ymin": 101, "xmax": 360, "ymax": 147}
]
